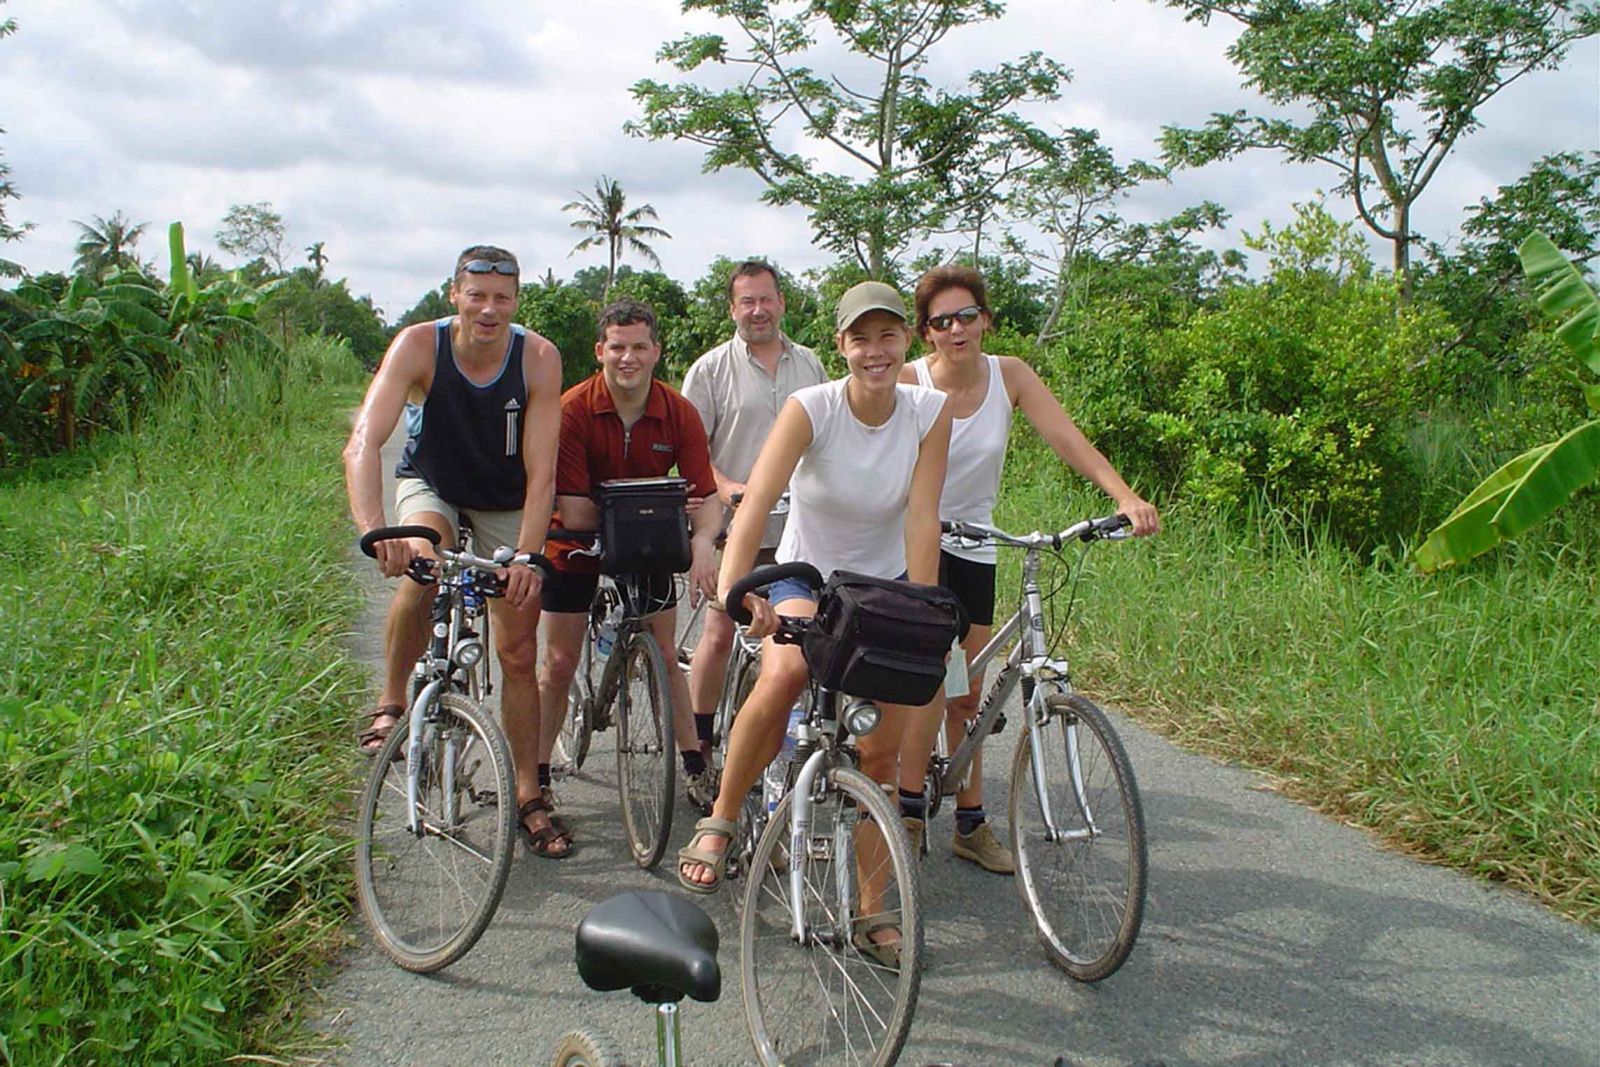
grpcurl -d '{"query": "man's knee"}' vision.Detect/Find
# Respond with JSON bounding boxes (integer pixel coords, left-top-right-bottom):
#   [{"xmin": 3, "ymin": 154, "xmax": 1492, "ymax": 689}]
[
  {"xmin": 540, "ymin": 638, "xmax": 583, "ymax": 690},
  {"xmin": 497, "ymin": 633, "xmax": 539, "ymax": 682},
  {"xmin": 695, "ymin": 609, "xmax": 735, "ymax": 656}
]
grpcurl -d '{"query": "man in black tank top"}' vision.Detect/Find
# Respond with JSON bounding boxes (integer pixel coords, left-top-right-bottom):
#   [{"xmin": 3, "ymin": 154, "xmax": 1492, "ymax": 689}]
[{"xmin": 343, "ymin": 245, "xmax": 567, "ymax": 853}]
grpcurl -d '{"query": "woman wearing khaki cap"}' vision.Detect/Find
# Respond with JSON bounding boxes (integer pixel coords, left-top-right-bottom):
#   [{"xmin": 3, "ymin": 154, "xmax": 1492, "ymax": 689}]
[{"xmin": 676, "ymin": 282, "xmax": 951, "ymax": 956}]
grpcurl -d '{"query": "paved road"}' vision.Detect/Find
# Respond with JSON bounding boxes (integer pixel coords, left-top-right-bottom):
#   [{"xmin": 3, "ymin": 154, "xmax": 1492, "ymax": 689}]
[{"xmin": 312, "ymin": 430, "xmax": 1599, "ymax": 1066}]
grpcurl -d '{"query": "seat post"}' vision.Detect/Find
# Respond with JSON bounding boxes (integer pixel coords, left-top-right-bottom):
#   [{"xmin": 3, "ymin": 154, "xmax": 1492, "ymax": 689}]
[{"xmin": 654, "ymin": 1001, "xmax": 681, "ymax": 1067}]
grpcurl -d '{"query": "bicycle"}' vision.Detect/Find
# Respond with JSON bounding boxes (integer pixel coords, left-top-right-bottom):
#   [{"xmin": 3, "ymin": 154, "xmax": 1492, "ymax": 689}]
[
  {"xmin": 354, "ymin": 522, "xmax": 553, "ymax": 972},
  {"xmin": 723, "ymin": 562, "xmax": 948, "ymax": 1067},
  {"xmin": 551, "ymin": 890, "xmax": 721, "ymax": 1067},
  {"xmin": 927, "ymin": 513, "xmax": 1148, "ymax": 983},
  {"xmin": 550, "ymin": 529, "xmax": 682, "ymax": 869}
]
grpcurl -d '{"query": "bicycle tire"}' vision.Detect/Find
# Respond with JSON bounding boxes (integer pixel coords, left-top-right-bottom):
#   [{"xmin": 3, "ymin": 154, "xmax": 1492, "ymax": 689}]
[
  {"xmin": 555, "ymin": 635, "xmax": 595, "ymax": 777},
  {"xmin": 740, "ymin": 765, "xmax": 922, "ymax": 1067},
  {"xmin": 1009, "ymin": 692, "xmax": 1147, "ymax": 982},
  {"xmin": 550, "ymin": 1027, "xmax": 628, "ymax": 1067},
  {"xmin": 615, "ymin": 629, "xmax": 675, "ymax": 869},
  {"xmin": 722, "ymin": 660, "xmax": 763, "ymax": 886},
  {"xmin": 355, "ymin": 691, "xmax": 516, "ymax": 973}
]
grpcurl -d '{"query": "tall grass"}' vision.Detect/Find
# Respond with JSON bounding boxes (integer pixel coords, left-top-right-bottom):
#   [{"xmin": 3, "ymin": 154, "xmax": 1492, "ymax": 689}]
[
  {"xmin": 997, "ymin": 469, "xmax": 1600, "ymax": 925},
  {"xmin": 0, "ymin": 336, "xmax": 369, "ymax": 1064}
]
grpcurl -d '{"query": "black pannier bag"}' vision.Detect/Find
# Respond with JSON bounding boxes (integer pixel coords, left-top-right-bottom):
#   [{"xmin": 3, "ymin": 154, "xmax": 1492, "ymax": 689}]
[
  {"xmin": 596, "ymin": 477, "xmax": 692, "ymax": 575},
  {"xmin": 802, "ymin": 571, "xmax": 967, "ymax": 705}
]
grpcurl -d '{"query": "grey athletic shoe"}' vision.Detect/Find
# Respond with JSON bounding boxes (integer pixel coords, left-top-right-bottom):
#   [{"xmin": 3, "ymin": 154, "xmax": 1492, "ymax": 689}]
[
  {"xmin": 953, "ymin": 822, "xmax": 1015, "ymax": 874},
  {"xmin": 684, "ymin": 768, "xmax": 718, "ymax": 815}
]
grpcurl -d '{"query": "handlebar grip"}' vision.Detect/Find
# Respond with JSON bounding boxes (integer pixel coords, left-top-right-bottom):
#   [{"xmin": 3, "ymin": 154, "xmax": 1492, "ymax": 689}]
[
  {"xmin": 360, "ymin": 524, "xmax": 443, "ymax": 558},
  {"xmin": 1084, "ymin": 514, "xmax": 1132, "ymax": 541},
  {"xmin": 724, "ymin": 562, "xmax": 825, "ymax": 626}
]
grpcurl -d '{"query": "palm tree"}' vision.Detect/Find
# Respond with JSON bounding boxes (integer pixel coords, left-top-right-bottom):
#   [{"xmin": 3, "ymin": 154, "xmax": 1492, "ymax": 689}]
[
  {"xmin": 306, "ymin": 241, "xmax": 328, "ymax": 286},
  {"xmin": 72, "ymin": 211, "xmax": 148, "ymax": 278},
  {"xmin": 562, "ymin": 176, "xmax": 671, "ymax": 299}
]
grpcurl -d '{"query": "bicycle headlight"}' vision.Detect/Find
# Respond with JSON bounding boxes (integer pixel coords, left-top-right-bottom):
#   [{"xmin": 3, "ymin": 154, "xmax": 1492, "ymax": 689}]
[
  {"xmin": 454, "ymin": 638, "xmax": 484, "ymax": 669},
  {"xmin": 842, "ymin": 698, "xmax": 881, "ymax": 737}
]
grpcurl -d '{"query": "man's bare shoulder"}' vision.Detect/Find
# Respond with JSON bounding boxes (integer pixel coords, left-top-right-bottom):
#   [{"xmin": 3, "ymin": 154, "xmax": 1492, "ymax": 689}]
[{"xmin": 375, "ymin": 321, "xmax": 437, "ymax": 378}]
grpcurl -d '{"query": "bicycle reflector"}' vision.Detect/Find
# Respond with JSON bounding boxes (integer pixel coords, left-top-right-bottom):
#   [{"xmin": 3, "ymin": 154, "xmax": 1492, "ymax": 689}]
[{"xmin": 842, "ymin": 698, "xmax": 881, "ymax": 737}]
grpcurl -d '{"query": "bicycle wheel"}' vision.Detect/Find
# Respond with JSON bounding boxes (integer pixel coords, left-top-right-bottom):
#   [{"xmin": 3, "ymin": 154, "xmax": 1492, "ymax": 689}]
[
  {"xmin": 615, "ymin": 629, "xmax": 675, "ymax": 868},
  {"xmin": 740, "ymin": 765, "xmax": 922, "ymax": 1067},
  {"xmin": 1009, "ymin": 692, "xmax": 1147, "ymax": 982},
  {"xmin": 355, "ymin": 691, "xmax": 516, "ymax": 972},
  {"xmin": 554, "ymin": 635, "xmax": 595, "ymax": 777},
  {"xmin": 550, "ymin": 1028, "xmax": 626, "ymax": 1067}
]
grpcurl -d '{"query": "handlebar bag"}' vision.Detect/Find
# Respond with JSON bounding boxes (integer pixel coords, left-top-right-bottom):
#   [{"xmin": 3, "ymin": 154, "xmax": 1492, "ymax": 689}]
[
  {"xmin": 596, "ymin": 477, "xmax": 692, "ymax": 575},
  {"xmin": 803, "ymin": 571, "xmax": 966, "ymax": 705}
]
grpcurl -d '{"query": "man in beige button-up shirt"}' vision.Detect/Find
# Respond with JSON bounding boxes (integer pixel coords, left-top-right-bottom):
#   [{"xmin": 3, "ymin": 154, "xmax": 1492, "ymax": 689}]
[{"xmin": 679, "ymin": 260, "xmax": 827, "ymax": 811}]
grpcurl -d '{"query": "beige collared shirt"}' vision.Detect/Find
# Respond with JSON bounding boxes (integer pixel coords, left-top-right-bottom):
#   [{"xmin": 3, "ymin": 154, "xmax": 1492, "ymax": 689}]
[{"xmin": 681, "ymin": 333, "xmax": 827, "ymax": 547}]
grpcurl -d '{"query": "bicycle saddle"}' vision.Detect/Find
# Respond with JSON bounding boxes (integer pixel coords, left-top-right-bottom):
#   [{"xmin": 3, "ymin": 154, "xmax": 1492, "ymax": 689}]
[{"xmin": 574, "ymin": 891, "xmax": 721, "ymax": 1004}]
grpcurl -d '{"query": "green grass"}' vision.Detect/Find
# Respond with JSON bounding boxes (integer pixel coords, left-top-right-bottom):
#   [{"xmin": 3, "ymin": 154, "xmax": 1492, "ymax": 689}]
[
  {"xmin": 0, "ymin": 337, "xmax": 370, "ymax": 1065},
  {"xmin": 997, "ymin": 468, "xmax": 1600, "ymax": 926}
]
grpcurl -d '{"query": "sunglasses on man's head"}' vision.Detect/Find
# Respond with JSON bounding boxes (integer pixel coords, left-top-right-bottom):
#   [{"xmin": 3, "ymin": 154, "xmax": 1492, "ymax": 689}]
[
  {"xmin": 460, "ymin": 259, "xmax": 518, "ymax": 276},
  {"xmin": 926, "ymin": 305, "xmax": 983, "ymax": 331}
]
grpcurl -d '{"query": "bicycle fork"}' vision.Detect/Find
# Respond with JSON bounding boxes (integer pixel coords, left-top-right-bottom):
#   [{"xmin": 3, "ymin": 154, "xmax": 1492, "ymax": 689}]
[
  {"xmin": 1026, "ymin": 685, "xmax": 1100, "ymax": 844},
  {"xmin": 406, "ymin": 679, "xmax": 444, "ymax": 835},
  {"xmin": 785, "ymin": 747, "xmax": 831, "ymax": 944}
]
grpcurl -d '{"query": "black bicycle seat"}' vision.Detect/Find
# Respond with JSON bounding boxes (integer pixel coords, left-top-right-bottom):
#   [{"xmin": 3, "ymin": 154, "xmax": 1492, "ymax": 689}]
[{"xmin": 574, "ymin": 891, "xmax": 720, "ymax": 1004}]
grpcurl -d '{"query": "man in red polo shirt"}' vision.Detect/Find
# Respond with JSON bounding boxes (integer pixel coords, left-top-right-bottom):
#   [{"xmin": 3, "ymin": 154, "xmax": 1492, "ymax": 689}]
[{"xmin": 530, "ymin": 298, "xmax": 722, "ymax": 856}]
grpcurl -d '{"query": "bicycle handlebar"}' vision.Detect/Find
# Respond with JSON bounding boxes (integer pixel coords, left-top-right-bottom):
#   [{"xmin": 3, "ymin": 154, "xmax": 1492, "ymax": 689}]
[
  {"xmin": 941, "ymin": 513, "xmax": 1131, "ymax": 550},
  {"xmin": 723, "ymin": 561, "xmax": 825, "ymax": 627},
  {"xmin": 358, "ymin": 524, "xmax": 555, "ymax": 584}
]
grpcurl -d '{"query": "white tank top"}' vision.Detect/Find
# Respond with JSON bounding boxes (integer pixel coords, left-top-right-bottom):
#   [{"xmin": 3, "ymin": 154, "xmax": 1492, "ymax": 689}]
[
  {"xmin": 912, "ymin": 354, "xmax": 1011, "ymax": 564},
  {"xmin": 777, "ymin": 379, "xmax": 947, "ymax": 580}
]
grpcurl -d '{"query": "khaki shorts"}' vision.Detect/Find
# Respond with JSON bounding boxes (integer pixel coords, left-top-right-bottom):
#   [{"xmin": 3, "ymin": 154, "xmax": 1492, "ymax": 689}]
[{"xmin": 395, "ymin": 478, "xmax": 524, "ymax": 555}]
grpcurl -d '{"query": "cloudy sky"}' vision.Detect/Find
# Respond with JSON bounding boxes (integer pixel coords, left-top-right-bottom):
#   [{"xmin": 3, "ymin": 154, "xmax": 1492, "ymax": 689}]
[{"xmin": 2, "ymin": 0, "xmax": 1595, "ymax": 321}]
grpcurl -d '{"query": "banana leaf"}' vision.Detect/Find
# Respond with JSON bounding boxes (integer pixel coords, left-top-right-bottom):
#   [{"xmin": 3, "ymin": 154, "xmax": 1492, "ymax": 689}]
[
  {"xmin": 1415, "ymin": 421, "xmax": 1600, "ymax": 572},
  {"xmin": 1517, "ymin": 232, "xmax": 1600, "ymax": 376}
]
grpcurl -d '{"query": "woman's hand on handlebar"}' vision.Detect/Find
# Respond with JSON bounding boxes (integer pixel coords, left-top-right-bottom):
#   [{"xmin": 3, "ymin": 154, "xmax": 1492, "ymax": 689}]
[
  {"xmin": 1114, "ymin": 493, "xmax": 1161, "ymax": 536},
  {"xmin": 723, "ymin": 587, "xmax": 781, "ymax": 639}
]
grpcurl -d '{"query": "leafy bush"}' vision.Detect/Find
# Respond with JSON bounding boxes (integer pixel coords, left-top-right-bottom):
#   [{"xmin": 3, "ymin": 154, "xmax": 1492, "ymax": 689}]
[{"xmin": 1039, "ymin": 204, "xmax": 1453, "ymax": 549}]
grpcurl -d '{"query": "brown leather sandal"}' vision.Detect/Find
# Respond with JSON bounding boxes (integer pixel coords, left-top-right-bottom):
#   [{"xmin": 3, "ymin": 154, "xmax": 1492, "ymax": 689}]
[
  {"xmin": 357, "ymin": 704, "xmax": 405, "ymax": 757},
  {"xmin": 519, "ymin": 796, "xmax": 573, "ymax": 859}
]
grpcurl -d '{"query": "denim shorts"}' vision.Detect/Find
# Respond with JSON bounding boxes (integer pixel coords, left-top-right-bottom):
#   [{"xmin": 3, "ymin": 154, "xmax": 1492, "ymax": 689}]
[
  {"xmin": 765, "ymin": 570, "xmax": 908, "ymax": 608},
  {"xmin": 765, "ymin": 575, "xmax": 819, "ymax": 608}
]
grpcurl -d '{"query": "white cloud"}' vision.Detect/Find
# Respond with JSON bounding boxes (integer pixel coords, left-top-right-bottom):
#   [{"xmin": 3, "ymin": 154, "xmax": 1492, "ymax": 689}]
[{"xmin": 3, "ymin": 0, "xmax": 1595, "ymax": 317}]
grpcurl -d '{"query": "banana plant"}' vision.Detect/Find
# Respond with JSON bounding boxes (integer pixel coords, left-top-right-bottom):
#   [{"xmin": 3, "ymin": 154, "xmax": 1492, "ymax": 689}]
[
  {"xmin": 164, "ymin": 218, "xmax": 279, "ymax": 355},
  {"xmin": 12, "ymin": 271, "xmax": 182, "ymax": 450},
  {"xmin": 1413, "ymin": 233, "xmax": 1600, "ymax": 572}
]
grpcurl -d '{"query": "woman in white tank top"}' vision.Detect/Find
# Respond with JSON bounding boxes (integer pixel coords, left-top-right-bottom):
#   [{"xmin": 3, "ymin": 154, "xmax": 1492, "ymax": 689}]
[
  {"xmin": 678, "ymin": 282, "xmax": 953, "ymax": 942},
  {"xmin": 896, "ymin": 265, "xmax": 1160, "ymax": 874}
]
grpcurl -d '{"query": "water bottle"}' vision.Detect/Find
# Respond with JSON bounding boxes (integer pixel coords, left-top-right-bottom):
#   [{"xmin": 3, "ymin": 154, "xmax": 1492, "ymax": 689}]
[
  {"xmin": 594, "ymin": 602, "xmax": 620, "ymax": 659},
  {"xmin": 762, "ymin": 704, "xmax": 806, "ymax": 813}
]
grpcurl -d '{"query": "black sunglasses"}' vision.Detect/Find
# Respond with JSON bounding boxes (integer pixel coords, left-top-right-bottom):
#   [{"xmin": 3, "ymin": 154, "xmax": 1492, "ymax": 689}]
[
  {"xmin": 459, "ymin": 259, "xmax": 519, "ymax": 276},
  {"xmin": 926, "ymin": 305, "xmax": 983, "ymax": 331}
]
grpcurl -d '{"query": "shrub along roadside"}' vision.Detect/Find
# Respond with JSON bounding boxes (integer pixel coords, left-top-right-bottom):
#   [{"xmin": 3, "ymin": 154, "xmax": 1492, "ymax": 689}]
[
  {"xmin": 997, "ymin": 478, "xmax": 1599, "ymax": 926},
  {"xmin": 0, "ymin": 337, "xmax": 369, "ymax": 1064}
]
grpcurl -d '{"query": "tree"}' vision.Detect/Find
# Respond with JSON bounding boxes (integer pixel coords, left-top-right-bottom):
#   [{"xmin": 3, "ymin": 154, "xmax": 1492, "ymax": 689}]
[
  {"xmin": 306, "ymin": 241, "xmax": 328, "ymax": 286},
  {"xmin": 562, "ymin": 176, "xmax": 671, "ymax": 300},
  {"xmin": 1002, "ymin": 128, "xmax": 1167, "ymax": 345},
  {"xmin": 217, "ymin": 201, "xmax": 288, "ymax": 274},
  {"xmin": 1156, "ymin": 0, "xmax": 1600, "ymax": 301},
  {"xmin": 0, "ymin": 3, "xmax": 26, "ymax": 278},
  {"xmin": 630, "ymin": 0, "xmax": 1067, "ymax": 278},
  {"xmin": 1416, "ymin": 151, "xmax": 1600, "ymax": 373},
  {"xmin": 72, "ymin": 211, "xmax": 149, "ymax": 279}
]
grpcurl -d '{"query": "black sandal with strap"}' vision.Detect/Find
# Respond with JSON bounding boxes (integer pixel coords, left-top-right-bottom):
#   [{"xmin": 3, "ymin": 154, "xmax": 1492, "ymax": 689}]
[{"xmin": 519, "ymin": 796, "xmax": 574, "ymax": 859}]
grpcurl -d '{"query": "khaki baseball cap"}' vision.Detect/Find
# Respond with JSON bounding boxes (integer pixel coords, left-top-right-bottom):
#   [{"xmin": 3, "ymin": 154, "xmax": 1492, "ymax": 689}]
[{"xmin": 834, "ymin": 281, "xmax": 908, "ymax": 332}]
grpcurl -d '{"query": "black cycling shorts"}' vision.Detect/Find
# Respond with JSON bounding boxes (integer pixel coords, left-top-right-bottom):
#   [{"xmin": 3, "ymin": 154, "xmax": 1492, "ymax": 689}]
[
  {"xmin": 938, "ymin": 550, "xmax": 997, "ymax": 628},
  {"xmin": 541, "ymin": 568, "xmax": 677, "ymax": 616}
]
